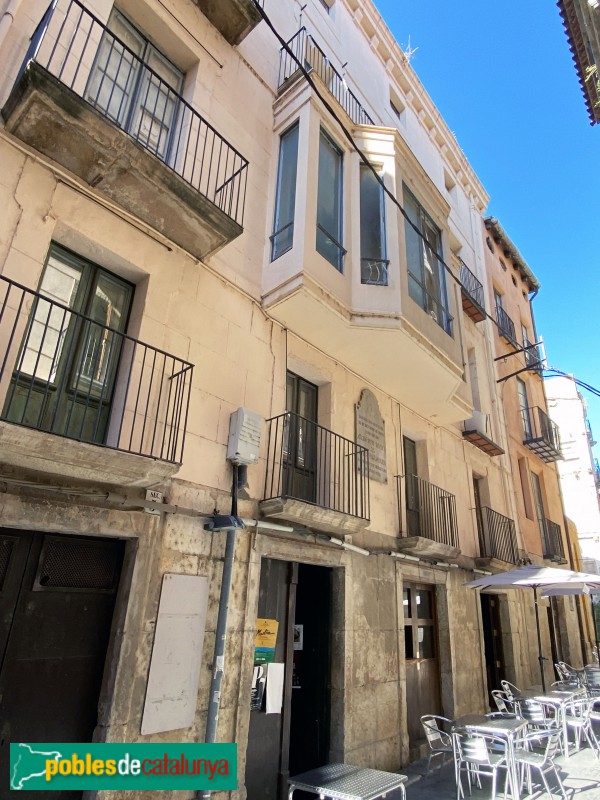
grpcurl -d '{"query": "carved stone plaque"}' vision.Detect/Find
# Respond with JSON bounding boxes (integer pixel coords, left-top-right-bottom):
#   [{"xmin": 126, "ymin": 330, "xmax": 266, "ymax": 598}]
[{"xmin": 355, "ymin": 389, "xmax": 387, "ymax": 483}]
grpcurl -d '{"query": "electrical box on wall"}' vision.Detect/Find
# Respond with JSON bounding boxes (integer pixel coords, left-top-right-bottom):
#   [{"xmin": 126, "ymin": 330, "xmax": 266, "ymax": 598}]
[{"xmin": 227, "ymin": 407, "xmax": 262, "ymax": 465}]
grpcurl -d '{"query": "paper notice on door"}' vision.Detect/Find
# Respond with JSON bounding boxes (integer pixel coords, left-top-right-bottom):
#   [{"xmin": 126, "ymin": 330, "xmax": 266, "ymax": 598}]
[{"xmin": 265, "ymin": 662, "xmax": 284, "ymax": 714}]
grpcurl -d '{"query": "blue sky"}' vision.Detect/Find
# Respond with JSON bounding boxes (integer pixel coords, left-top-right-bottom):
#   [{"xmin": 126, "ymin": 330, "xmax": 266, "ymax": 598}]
[{"xmin": 373, "ymin": 1, "xmax": 600, "ymax": 459}]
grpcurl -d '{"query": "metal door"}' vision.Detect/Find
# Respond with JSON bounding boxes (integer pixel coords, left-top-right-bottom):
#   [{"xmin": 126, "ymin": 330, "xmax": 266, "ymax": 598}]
[
  {"xmin": 403, "ymin": 583, "xmax": 441, "ymax": 745},
  {"xmin": 0, "ymin": 531, "xmax": 124, "ymax": 800}
]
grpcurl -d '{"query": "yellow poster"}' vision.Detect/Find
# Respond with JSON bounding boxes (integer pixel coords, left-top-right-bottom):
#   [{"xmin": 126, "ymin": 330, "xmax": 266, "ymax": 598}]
[{"xmin": 255, "ymin": 618, "xmax": 279, "ymax": 649}]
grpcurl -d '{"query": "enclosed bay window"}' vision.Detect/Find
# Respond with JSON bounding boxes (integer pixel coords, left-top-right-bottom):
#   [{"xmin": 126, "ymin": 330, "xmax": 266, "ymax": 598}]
[
  {"xmin": 316, "ymin": 129, "xmax": 344, "ymax": 271},
  {"xmin": 403, "ymin": 186, "xmax": 451, "ymax": 334},
  {"xmin": 360, "ymin": 164, "xmax": 388, "ymax": 285},
  {"xmin": 271, "ymin": 122, "xmax": 300, "ymax": 261},
  {"xmin": 87, "ymin": 9, "xmax": 184, "ymax": 160}
]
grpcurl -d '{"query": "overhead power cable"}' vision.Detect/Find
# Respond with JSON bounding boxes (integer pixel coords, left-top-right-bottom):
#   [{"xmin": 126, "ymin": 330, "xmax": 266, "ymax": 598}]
[{"xmin": 544, "ymin": 368, "xmax": 600, "ymax": 400}]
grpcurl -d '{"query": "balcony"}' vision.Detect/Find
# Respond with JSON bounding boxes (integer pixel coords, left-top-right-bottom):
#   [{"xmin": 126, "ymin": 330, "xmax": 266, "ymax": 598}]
[
  {"xmin": 463, "ymin": 410, "xmax": 504, "ymax": 457},
  {"xmin": 260, "ymin": 412, "xmax": 370, "ymax": 535},
  {"xmin": 523, "ymin": 337, "xmax": 544, "ymax": 373},
  {"xmin": 2, "ymin": 0, "xmax": 248, "ymax": 260},
  {"xmin": 476, "ymin": 507, "xmax": 519, "ymax": 569},
  {"xmin": 0, "ymin": 275, "xmax": 193, "ymax": 487},
  {"xmin": 278, "ymin": 28, "xmax": 374, "ymax": 126},
  {"xmin": 540, "ymin": 518, "xmax": 566, "ymax": 563},
  {"xmin": 195, "ymin": 0, "xmax": 262, "ymax": 45},
  {"xmin": 459, "ymin": 260, "xmax": 486, "ymax": 323},
  {"xmin": 397, "ymin": 474, "xmax": 460, "ymax": 561},
  {"xmin": 496, "ymin": 306, "xmax": 518, "ymax": 346},
  {"xmin": 522, "ymin": 406, "xmax": 562, "ymax": 462}
]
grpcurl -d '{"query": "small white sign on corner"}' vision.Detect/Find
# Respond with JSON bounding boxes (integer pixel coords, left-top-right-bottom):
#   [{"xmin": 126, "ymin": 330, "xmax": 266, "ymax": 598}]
[{"xmin": 145, "ymin": 489, "xmax": 164, "ymax": 515}]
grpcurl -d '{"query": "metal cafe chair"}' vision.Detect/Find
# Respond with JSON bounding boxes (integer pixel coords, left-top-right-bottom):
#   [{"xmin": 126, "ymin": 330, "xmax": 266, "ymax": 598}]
[
  {"xmin": 583, "ymin": 666, "xmax": 600, "ymax": 697},
  {"xmin": 564, "ymin": 697, "xmax": 600, "ymax": 757},
  {"xmin": 516, "ymin": 698, "xmax": 561, "ymax": 749},
  {"xmin": 513, "ymin": 728, "xmax": 567, "ymax": 800},
  {"xmin": 421, "ymin": 715, "xmax": 454, "ymax": 778},
  {"xmin": 500, "ymin": 680, "xmax": 521, "ymax": 701},
  {"xmin": 491, "ymin": 690, "xmax": 515, "ymax": 714},
  {"xmin": 452, "ymin": 728, "xmax": 514, "ymax": 800}
]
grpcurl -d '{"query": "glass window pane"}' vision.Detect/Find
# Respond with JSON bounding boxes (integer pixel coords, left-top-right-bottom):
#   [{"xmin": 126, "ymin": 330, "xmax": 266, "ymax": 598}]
[
  {"xmin": 403, "ymin": 589, "xmax": 411, "ymax": 619},
  {"xmin": 418, "ymin": 626, "xmax": 435, "ymax": 659},
  {"xmin": 360, "ymin": 165, "xmax": 386, "ymax": 284},
  {"xmin": 18, "ymin": 257, "xmax": 82, "ymax": 382},
  {"xmin": 272, "ymin": 124, "xmax": 300, "ymax": 260},
  {"xmin": 416, "ymin": 589, "xmax": 432, "ymax": 619},
  {"xmin": 75, "ymin": 275, "xmax": 130, "ymax": 395},
  {"xmin": 404, "ymin": 625, "xmax": 414, "ymax": 659},
  {"xmin": 316, "ymin": 131, "xmax": 343, "ymax": 270}
]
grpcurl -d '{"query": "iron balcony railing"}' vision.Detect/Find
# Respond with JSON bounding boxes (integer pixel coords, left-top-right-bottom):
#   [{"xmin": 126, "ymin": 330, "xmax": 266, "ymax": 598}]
[
  {"xmin": 477, "ymin": 507, "xmax": 519, "ymax": 565},
  {"xmin": 21, "ymin": 0, "xmax": 248, "ymax": 227},
  {"xmin": 361, "ymin": 258, "xmax": 389, "ymax": 286},
  {"xmin": 523, "ymin": 336, "xmax": 543, "ymax": 371},
  {"xmin": 459, "ymin": 259, "xmax": 485, "ymax": 311},
  {"xmin": 540, "ymin": 517, "xmax": 566, "ymax": 562},
  {"xmin": 278, "ymin": 28, "xmax": 374, "ymax": 126},
  {"xmin": 521, "ymin": 406, "xmax": 562, "ymax": 462},
  {"xmin": 263, "ymin": 412, "xmax": 370, "ymax": 520},
  {"xmin": 496, "ymin": 305, "xmax": 517, "ymax": 345},
  {"xmin": 401, "ymin": 474, "xmax": 459, "ymax": 548},
  {"xmin": 594, "ymin": 459, "xmax": 600, "ymax": 488},
  {"xmin": 0, "ymin": 275, "xmax": 193, "ymax": 464}
]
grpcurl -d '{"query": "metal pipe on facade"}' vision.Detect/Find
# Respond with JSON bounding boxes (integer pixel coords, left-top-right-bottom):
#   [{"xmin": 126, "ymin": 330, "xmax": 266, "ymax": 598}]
[
  {"xmin": 199, "ymin": 463, "xmax": 239, "ymax": 800},
  {"xmin": 0, "ymin": 0, "xmax": 23, "ymax": 48}
]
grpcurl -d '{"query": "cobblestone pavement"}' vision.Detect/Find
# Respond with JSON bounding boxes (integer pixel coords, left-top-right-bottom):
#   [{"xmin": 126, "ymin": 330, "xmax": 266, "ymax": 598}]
[{"xmin": 396, "ymin": 745, "xmax": 600, "ymax": 800}]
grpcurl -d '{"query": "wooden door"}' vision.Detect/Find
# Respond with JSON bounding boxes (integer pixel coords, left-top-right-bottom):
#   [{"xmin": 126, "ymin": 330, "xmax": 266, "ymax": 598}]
[{"xmin": 403, "ymin": 583, "xmax": 441, "ymax": 744}]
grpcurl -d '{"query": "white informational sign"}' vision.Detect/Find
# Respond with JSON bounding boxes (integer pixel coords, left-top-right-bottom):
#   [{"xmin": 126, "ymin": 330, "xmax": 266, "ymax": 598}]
[{"xmin": 265, "ymin": 663, "xmax": 284, "ymax": 714}]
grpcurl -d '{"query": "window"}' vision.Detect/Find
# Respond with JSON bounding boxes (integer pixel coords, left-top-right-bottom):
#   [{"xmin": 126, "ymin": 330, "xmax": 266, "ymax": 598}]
[
  {"xmin": 360, "ymin": 164, "xmax": 387, "ymax": 285},
  {"xmin": 316, "ymin": 129, "xmax": 344, "ymax": 270},
  {"xmin": 271, "ymin": 123, "xmax": 300, "ymax": 261},
  {"xmin": 517, "ymin": 377, "xmax": 532, "ymax": 439},
  {"xmin": 403, "ymin": 436, "xmax": 420, "ymax": 537},
  {"xmin": 403, "ymin": 186, "xmax": 451, "ymax": 334},
  {"xmin": 284, "ymin": 372, "xmax": 318, "ymax": 503},
  {"xmin": 87, "ymin": 10, "xmax": 184, "ymax": 160},
  {"xmin": 3, "ymin": 245, "xmax": 133, "ymax": 444},
  {"xmin": 531, "ymin": 472, "xmax": 548, "ymax": 551}
]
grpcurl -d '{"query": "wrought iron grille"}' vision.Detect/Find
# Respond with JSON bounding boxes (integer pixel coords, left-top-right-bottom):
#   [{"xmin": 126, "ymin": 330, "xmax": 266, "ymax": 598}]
[
  {"xmin": 478, "ymin": 507, "xmax": 518, "ymax": 564},
  {"xmin": 361, "ymin": 258, "xmax": 389, "ymax": 286},
  {"xmin": 263, "ymin": 412, "xmax": 370, "ymax": 520},
  {"xmin": 523, "ymin": 337, "xmax": 543, "ymax": 371},
  {"xmin": 408, "ymin": 271, "xmax": 453, "ymax": 335},
  {"xmin": 496, "ymin": 305, "xmax": 517, "ymax": 345},
  {"xmin": 0, "ymin": 275, "xmax": 193, "ymax": 464},
  {"xmin": 20, "ymin": 0, "xmax": 249, "ymax": 227},
  {"xmin": 540, "ymin": 518, "xmax": 566, "ymax": 562},
  {"xmin": 401, "ymin": 474, "xmax": 458, "ymax": 548},
  {"xmin": 278, "ymin": 28, "xmax": 374, "ymax": 126},
  {"xmin": 521, "ymin": 406, "xmax": 562, "ymax": 462},
  {"xmin": 459, "ymin": 259, "xmax": 485, "ymax": 310}
]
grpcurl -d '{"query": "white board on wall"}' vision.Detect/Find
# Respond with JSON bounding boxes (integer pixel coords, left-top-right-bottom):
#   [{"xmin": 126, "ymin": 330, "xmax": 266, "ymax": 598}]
[{"xmin": 141, "ymin": 573, "xmax": 209, "ymax": 735}]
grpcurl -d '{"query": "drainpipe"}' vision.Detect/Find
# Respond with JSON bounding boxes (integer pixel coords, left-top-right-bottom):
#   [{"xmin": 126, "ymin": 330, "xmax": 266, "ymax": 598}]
[
  {"xmin": 199, "ymin": 463, "xmax": 239, "ymax": 800},
  {"xmin": 0, "ymin": 0, "xmax": 23, "ymax": 47}
]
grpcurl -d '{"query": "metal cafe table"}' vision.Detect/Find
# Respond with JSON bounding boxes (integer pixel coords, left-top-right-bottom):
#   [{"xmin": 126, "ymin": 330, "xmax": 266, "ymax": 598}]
[
  {"xmin": 287, "ymin": 763, "xmax": 408, "ymax": 800},
  {"xmin": 514, "ymin": 686, "xmax": 583, "ymax": 758},
  {"xmin": 452, "ymin": 714, "xmax": 529, "ymax": 800}
]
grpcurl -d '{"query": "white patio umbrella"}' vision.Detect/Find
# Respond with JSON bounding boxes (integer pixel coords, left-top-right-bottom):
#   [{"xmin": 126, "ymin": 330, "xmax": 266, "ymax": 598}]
[{"xmin": 466, "ymin": 566, "xmax": 600, "ymax": 691}]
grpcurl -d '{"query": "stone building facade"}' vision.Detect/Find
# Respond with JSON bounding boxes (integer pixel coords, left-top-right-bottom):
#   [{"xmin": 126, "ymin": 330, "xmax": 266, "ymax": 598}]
[{"xmin": 0, "ymin": 0, "xmax": 584, "ymax": 798}]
